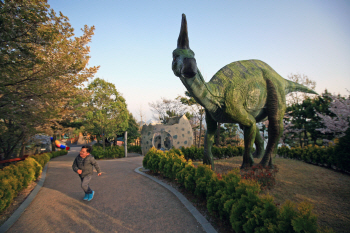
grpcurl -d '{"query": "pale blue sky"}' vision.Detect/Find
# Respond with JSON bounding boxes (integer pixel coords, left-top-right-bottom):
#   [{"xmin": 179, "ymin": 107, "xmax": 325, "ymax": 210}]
[{"xmin": 48, "ymin": 0, "xmax": 350, "ymax": 121}]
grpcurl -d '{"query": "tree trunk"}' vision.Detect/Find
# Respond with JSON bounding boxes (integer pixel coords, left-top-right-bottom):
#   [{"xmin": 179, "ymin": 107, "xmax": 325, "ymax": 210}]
[
  {"xmin": 304, "ymin": 129, "xmax": 308, "ymax": 146},
  {"xmin": 51, "ymin": 134, "xmax": 56, "ymax": 152},
  {"xmin": 102, "ymin": 130, "xmax": 105, "ymax": 151},
  {"xmin": 19, "ymin": 141, "xmax": 25, "ymax": 157},
  {"xmin": 193, "ymin": 127, "xmax": 197, "ymax": 147},
  {"xmin": 199, "ymin": 120, "xmax": 203, "ymax": 147}
]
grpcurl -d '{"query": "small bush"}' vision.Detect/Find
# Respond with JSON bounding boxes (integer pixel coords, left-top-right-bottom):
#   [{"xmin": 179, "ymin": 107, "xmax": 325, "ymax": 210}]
[
  {"xmin": 92, "ymin": 144, "xmax": 125, "ymax": 159},
  {"xmin": 194, "ymin": 165, "xmax": 215, "ymax": 199},
  {"xmin": 291, "ymin": 202, "xmax": 318, "ymax": 233},
  {"xmin": 334, "ymin": 127, "xmax": 350, "ymax": 172},
  {"xmin": 128, "ymin": 145, "xmax": 142, "ymax": 154},
  {"xmin": 180, "ymin": 145, "xmax": 243, "ymax": 161}
]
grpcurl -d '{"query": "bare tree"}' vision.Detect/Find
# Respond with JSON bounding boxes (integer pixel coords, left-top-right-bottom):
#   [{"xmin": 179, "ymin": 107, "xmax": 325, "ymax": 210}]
[
  {"xmin": 138, "ymin": 105, "xmax": 146, "ymax": 129},
  {"xmin": 149, "ymin": 97, "xmax": 188, "ymax": 123},
  {"xmin": 286, "ymin": 73, "xmax": 316, "ymax": 106},
  {"xmin": 178, "ymin": 92, "xmax": 205, "ymax": 147}
]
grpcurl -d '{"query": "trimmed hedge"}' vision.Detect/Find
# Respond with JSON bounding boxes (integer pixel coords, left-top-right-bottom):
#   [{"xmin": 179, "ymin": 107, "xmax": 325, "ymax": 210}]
[
  {"xmin": 0, "ymin": 150, "xmax": 67, "ymax": 213},
  {"xmin": 92, "ymin": 144, "xmax": 125, "ymax": 159},
  {"xmin": 143, "ymin": 148, "xmax": 332, "ymax": 233},
  {"xmin": 128, "ymin": 145, "xmax": 142, "ymax": 154},
  {"xmin": 181, "ymin": 145, "xmax": 244, "ymax": 161},
  {"xmin": 277, "ymin": 144, "xmax": 350, "ymax": 173}
]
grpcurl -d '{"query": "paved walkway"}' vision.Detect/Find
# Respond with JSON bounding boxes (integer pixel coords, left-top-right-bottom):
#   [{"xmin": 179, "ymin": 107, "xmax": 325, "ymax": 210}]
[{"xmin": 6, "ymin": 147, "xmax": 207, "ymax": 233}]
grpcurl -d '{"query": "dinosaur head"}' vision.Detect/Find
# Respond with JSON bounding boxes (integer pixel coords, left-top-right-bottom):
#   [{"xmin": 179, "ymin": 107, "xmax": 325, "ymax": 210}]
[{"xmin": 172, "ymin": 14, "xmax": 198, "ymax": 79}]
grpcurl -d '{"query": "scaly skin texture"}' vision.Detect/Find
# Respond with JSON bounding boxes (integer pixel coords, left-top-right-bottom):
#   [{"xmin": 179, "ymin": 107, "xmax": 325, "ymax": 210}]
[{"xmin": 172, "ymin": 14, "xmax": 317, "ymax": 169}]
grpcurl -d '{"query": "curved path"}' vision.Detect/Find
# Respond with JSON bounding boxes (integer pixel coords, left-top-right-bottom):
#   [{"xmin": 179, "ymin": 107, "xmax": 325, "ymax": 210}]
[{"xmin": 5, "ymin": 147, "xmax": 208, "ymax": 233}]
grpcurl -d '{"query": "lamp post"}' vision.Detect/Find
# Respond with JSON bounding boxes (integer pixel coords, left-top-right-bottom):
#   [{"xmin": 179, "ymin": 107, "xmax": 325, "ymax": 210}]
[{"xmin": 124, "ymin": 131, "xmax": 127, "ymax": 158}]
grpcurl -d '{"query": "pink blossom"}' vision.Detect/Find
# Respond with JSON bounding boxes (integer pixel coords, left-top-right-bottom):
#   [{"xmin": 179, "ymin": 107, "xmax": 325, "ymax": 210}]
[{"xmin": 316, "ymin": 92, "xmax": 350, "ymax": 141}]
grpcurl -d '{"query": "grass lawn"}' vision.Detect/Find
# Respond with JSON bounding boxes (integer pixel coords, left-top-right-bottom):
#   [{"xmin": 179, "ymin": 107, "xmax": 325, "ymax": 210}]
[{"xmin": 201, "ymin": 156, "xmax": 350, "ymax": 233}]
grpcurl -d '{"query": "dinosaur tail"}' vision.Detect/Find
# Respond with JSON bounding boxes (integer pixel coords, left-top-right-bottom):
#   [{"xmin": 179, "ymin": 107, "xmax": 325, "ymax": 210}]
[{"xmin": 284, "ymin": 79, "xmax": 318, "ymax": 95}]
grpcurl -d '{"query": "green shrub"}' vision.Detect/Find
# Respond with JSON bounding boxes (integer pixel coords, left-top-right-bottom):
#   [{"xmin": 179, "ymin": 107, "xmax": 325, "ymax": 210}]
[
  {"xmin": 194, "ymin": 165, "xmax": 215, "ymax": 199},
  {"xmin": 277, "ymin": 142, "xmax": 350, "ymax": 172},
  {"xmin": 184, "ymin": 166, "xmax": 196, "ymax": 193},
  {"xmin": 26, "ymin": 157, "xmax": 42, "ymax": 180},
  {"xmin": 0, "ymin": 149, "xmax": 67, "ymax": 214},
  {"xmin": 92, "ymin": 144, "xmax": 125, "ymax": 159},
  {"xmin": 230, "ymin": 179, "xmax": 262, "ymax": 232},
  {"xmin": 0, "ymin": 175, "xmax": 15, "ymax": 212},
  {"xmin": 163, "ymin": 152, "xmax": 176, "ymax": 179},
  {"xmin": 243, "ymin": 194, "xmax": 279, "ymax": 233},
  {"xmin": 1, "ymin": 164, "xmax": 23, "ymax": 193},
  {"xmin": 180, "ymin": 145, "xmax": 243, "ymax": 161},
  {"xmin": 31, "ymin": 153, "xmax": 50, "ymax": 168},
  {"xmin": 291, "ymin": 202, "xmax": 318, "ymax": 233},
  {"xmin": 277, "ymin": 200, "xmax": 298, "ymax": 233},
  {"xmin": 128, "ymin": 145, "xmax": 142, "ymax": 153},
  {"xmin": 158, "ymin": 152, "xmax": 169, "ymax": 174},
  {"xmin": 334, "ymin": 127, "xmax": 350, "ymax": 172},
  {"xmin": 207, "ymin": 189, "xmax": 229, "ymax": 220},
  {"xmin": 149, "ymin": 153, "xmax": 161, "ymax": 173},
  {"xmin": 176, "ymin": 164, "xmax": 192, "ymax": 185},
  {"xmin": 143, "ymin": 148, "xmax": 152, "ymax": 168},
  {"xmin": 207, "ymin": 169, "xmax": 243, "ymax": 220}
]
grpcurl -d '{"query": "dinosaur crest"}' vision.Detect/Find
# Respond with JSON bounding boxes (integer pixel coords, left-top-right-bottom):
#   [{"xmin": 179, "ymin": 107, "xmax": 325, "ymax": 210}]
[{"xmin": 177, "ymin": 14, "xmax": 190, "ymax": 49}]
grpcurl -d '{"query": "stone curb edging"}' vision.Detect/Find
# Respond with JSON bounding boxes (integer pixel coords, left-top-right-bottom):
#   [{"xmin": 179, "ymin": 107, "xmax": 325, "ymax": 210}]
[
  {"xmin": 0, "ymin": 163, "xmax": 49, "ymax": 233},
  {"xmin": 134, "ymin": 167, "xmax": 217, "ymax": 233}
]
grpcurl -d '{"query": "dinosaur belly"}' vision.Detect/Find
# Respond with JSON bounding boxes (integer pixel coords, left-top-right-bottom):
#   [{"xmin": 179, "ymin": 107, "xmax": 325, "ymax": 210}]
[{"xmin": 209, "ymin": 107, "xmax": 238, "ymax": 124}]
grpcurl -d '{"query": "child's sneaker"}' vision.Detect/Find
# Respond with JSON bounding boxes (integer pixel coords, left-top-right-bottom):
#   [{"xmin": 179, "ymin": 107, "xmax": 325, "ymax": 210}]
[
  {"xmin": 83, "ymin": 193, "xmax": 89, "ymax": 201},
  {"xmin": 88, "ymin": 191, "xmax": 95, "ymax": 201}
]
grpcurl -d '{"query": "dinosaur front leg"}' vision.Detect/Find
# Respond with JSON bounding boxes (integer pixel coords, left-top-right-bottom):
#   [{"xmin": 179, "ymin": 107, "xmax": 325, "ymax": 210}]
[
  {"xmin": 232, "ymin": 112, "xmax": 256, "ymax": 168},
  {"xmin": 203, "ymin": 110, "xmax": 216, "ymax": 169},
  {"xmin": 241, "ymin": 122, "xmax": 256, "ymax": 169}
]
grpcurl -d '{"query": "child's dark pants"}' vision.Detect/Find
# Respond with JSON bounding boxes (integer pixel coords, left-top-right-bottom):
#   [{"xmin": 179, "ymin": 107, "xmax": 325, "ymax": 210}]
[{"xmin": 80, "ymin": 175, "xmax": 93, "ymax": 194}]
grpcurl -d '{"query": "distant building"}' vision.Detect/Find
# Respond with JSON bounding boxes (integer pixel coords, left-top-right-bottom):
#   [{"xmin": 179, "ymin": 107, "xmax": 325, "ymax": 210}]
[{"xmin": 141, "ymin": 115, "xmax": 193, "ymax": 155}]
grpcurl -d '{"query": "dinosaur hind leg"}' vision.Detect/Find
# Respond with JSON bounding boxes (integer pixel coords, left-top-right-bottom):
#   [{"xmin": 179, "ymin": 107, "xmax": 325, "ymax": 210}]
[{"xmin": 260, "ymin": 79, "xmax": 283, "ymax": 167}]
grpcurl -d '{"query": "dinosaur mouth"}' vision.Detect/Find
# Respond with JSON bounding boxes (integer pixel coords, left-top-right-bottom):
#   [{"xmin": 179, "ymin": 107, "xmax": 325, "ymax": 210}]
[
  {"xmin": 182, "ymin": 71, "xmax": 197, "ymax": 78},
  {"xmin": 181, "ymin": 58, "xmax": 197, "ymax": 78}
]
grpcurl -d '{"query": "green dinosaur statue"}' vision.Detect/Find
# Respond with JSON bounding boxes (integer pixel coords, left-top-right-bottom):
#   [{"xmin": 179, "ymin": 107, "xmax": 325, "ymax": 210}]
[{"xmin": 172, "ymin": 14, "xmax": 317, "ymax": 169}]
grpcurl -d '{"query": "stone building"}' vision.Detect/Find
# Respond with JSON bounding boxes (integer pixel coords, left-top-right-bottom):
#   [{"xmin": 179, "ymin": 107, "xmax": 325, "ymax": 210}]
[{"xmin": 141, "ymin": 115, "xmax": 193, "ymax": 155}]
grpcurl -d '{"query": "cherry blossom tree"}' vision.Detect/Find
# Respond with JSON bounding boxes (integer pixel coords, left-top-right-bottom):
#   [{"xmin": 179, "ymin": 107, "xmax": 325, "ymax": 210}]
[{"xmin": 316, "ymin": 92, "xmax": 350, "ymax": 142}]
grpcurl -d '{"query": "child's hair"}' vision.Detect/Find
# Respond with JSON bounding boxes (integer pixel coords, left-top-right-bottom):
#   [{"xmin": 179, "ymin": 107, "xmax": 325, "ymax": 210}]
[{"xmin": 82, "ymin": 145, "xmax": 92, "ymax": 153}]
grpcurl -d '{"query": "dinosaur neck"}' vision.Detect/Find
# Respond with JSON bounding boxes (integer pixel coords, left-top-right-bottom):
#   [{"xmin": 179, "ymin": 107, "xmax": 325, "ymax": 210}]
[{"xmin": 181, "ymin": 70, "xmax": 221, "ymax": 113}]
